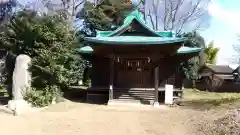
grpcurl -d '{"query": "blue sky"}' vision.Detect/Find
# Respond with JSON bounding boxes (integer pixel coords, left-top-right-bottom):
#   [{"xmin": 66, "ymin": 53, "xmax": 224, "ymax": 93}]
[{"xmin": 202, "ymin": 0, "xmax": 240, "ymax": 65}]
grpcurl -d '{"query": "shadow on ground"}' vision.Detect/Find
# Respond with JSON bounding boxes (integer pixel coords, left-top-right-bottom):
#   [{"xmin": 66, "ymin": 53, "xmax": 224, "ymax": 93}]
[
  {"xmin": 63, "ymin": 86, "xmax": 87, "ymax": 102},
  {"xmin": 63, "ymin": 86, "xmax": 108, "ymax": 105}
]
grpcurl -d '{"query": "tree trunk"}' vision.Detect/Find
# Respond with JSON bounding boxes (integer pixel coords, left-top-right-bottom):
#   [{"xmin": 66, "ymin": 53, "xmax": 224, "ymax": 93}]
[{"xmin": 192, "ymin": 79, "xmax": 196, "ymax": 89}]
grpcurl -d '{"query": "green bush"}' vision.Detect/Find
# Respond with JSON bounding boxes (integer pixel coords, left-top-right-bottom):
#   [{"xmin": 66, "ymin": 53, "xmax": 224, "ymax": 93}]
[{"xmin": 24, "ymin": 85, "xmax": 63, "ymax": 107}]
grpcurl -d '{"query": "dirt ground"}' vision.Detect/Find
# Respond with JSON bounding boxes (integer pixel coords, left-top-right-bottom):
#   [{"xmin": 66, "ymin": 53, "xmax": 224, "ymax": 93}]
[{"xmin": 0, "ymin": 100, "xmax": 218, "ymax": 135}]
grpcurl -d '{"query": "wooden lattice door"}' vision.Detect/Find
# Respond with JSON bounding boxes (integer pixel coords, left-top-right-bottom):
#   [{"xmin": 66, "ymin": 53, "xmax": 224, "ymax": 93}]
[{"xmin": 116, "ymin": 57, "xmax": 152, "ymax": 88}]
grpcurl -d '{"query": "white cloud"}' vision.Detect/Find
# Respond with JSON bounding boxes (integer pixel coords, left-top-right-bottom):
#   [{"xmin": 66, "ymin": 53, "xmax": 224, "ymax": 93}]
[
  {"xmin": 208, "ymin": 2, "xmax": 240, "ymax": 32},
  {"xmin": 203, "ymin": 2, "xmax": 240, "ymax": 65}
]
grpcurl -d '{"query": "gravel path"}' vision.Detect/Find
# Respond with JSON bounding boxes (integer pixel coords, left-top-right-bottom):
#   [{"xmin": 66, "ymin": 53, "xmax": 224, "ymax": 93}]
[{"xmin": 0, "ymin": 101, "xmax": 209, "ymax": 135}]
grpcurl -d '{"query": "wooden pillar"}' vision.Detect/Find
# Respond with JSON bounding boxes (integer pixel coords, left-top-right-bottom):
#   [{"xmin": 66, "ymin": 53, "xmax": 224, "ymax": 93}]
[
  {"xmin": 154, "ymin": 66, "xmax": 160, "ymax": 107},
  {"xmin": 109, "ymin": 54, "xmax": 114, "ymax": 103}
]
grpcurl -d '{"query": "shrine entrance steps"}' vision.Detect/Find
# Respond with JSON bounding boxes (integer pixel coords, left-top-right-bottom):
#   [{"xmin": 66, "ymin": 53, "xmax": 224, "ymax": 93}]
[{"xmin": 112, "ymin": 88, "xmax": 155, "ymax": 105}]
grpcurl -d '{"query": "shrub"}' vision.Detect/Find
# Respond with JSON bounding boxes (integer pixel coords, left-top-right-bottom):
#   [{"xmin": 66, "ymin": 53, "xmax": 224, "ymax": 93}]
[
  {"xmin": 24, "ymin": 85, "xmax": 63, "ymax": 107},
  {"xmin": 0, "ymin": 56, "xmax": 7, "ymax": 89}
]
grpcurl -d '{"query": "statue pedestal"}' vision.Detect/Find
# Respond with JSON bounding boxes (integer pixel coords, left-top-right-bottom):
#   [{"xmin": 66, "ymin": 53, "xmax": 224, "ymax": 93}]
[
  {"xmin": 153, "ymin": 102, "xmax": 160, "ymax": 108},
  {"xmin": 8, "ymin": 100, "xmax": 32, "ymax": 116}
]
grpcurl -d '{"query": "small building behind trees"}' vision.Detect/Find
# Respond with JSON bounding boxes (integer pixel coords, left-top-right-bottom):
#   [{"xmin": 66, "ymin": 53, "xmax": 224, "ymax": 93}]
[{"xmin": 197, "ymin": 64, "xmax": 240, "ymax": 92}]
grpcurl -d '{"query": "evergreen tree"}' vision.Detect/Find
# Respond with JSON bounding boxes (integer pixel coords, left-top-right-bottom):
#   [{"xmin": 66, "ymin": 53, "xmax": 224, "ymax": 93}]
[
  {"xmin": 181, "ymin": 31, "xmax": 206, "ymax": 87},
  {"xmin": 79, "ymin": 0, "xmax": 134, "ymax": 36},
  {"xmin": 204, "ymin": 41, "xmax": 219, "ymax": 64},
  {"xmin": 0, "ymin": 10, "xmax": 87, "ymax": 90}
]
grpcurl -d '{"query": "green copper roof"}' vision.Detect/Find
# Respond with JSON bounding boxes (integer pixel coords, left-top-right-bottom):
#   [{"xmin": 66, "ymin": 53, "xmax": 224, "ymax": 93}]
[
  {"xmin": 97, "ymin": 31, "xmax": 174, "ymax": 37},
  {"xmin": 81, "ymin": 10, "xmax": 201, "ymax": 55},
  {"xmin": 85, "ymin": 36, "xmax": 186, "ymax": 45},
  {"xmin": 86, "ymin": 10, "xmax": 183, "ymax": 45},
  {"xmin": 78, "ymin": 46, "xmax": 93, "ymax": 54},
  {"xmin": 78, "ymin": 46, "xmax": 201, "ymax": 54},
  {"xmin": 95, "ymin": 10, "xmax": 174, "ymax": 37},
  {"xmin": 108, "ymin": 10, "xmax": 160, "ymax": 37},
  {"xmin": 97, "ymin": 31, "xmax": 113, "ymax": 37},
  {"xmin": 156, "ymin": 31, "xmax": 173, "ymax": 37},
  {"xmin": 177, "ymin": 46, "xmax": 202, "ymax": 54}
]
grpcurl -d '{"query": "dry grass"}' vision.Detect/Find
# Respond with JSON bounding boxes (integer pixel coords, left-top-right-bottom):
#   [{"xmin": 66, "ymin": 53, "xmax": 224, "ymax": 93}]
[{"xmin": 182, "ymin": 89, "xmax": 240, "ymax": 110}]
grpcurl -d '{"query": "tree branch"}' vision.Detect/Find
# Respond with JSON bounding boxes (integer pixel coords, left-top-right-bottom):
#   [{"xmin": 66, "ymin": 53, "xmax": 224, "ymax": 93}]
[
  {"xmin": 74, "ymin": 0, "xmax": 85, "ymax": 15},
  {"xmin": 176, "ymin": 0, "xmax": 202, "ymax": 34},
  {"xmin": 163, "ymin": 0, "xmax": 167, "ymax": 30},
  {"xmin": 171, "ymin": 0, "xmax": 185, "ymax": 30},
  {"xmin": 148, "ymin": 10, "xmax": 155, "ymax": 30}
]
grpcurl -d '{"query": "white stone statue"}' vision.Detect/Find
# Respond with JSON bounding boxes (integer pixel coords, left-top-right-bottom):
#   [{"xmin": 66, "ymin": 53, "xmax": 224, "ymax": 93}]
[
  {"xmin": 8, "ymin": 54, "xmax": 32, "ymax": 115},
  {"xmin": 12, "ymin": 54, "xmax": 31, "ymax": 100}
]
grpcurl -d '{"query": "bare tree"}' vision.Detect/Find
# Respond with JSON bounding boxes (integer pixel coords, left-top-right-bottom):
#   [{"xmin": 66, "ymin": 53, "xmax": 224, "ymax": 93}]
[
  {"xmin": 41, "ymin": 0, "xmax": 85, "ymax": 24},
  {"xmin": 144, "ymin": 0, "xmax": 211, "ymax": 35}
]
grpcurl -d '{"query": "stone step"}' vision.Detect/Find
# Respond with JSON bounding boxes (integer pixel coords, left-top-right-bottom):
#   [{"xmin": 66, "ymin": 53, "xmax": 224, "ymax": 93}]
[
  {"xmin": 114, "ymin": 91, "xmax": 154, "ymax": 94},
  {"xmin": 113, "ymin": 94, "xmax": 154, "ymax": 98},
  {"xmin": 114, "ymin": 91, "xmax": 155, "ymax": 101},
  {"xmin": 113, "ymin": 89, "xmax": 156, "ymax": 104},
  {"xmin": 113, "ymin": 94, "xmax": 155, "ymax": 97},
  {"xmin": 114, "ymin": 95, "xmax": 155, "ymax": 100},
  {"xmin": 112, "ymin": 99, "xmax": 154, "ymax": 103},
  {"xmin": 114, "ymin": 90, "xmax": 155, "ymax": 93},
  {"xmin": 111, "ymin": 99, "xmax": 154, "ymax": 105},
  {"xmin": 114, "ymin": 96, "xmax": 154, "ymax": 99},
  {"xmin": 113, "ymin": 93, "xmax": 155, "ymax": 96},
  {"xmin": 113, "ymin": 96, "xmax": 154, "ymax": 99}
]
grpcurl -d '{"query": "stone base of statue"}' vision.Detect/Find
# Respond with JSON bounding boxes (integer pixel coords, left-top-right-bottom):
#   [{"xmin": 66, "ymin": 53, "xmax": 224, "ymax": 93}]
[
  {"xmin": 153, "ymin": 101, "xmax": 160, "ymax": 108},
  {"xmin": 8, "ymin": 100, "xmax": 32, "ymax": 116}
]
